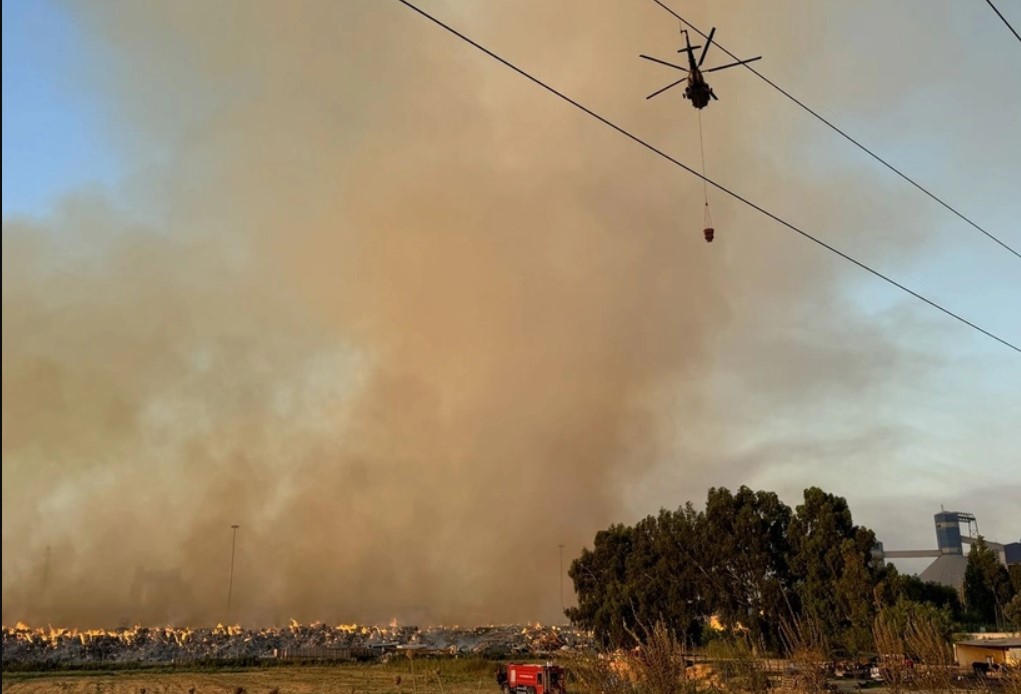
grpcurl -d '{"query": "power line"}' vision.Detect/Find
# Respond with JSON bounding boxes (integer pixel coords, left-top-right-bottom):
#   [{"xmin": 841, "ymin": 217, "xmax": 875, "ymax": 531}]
[
  {"xmin": 985, "ymin": 0, "xmax": 1021, "ymax": 44},
  {"xmin": 393, "ymin": 0, "xmax": 1021, "ymax": 355},
  {"xmin": 649, "ymin": 0, "xmax": 1021, "ymax": 261}
]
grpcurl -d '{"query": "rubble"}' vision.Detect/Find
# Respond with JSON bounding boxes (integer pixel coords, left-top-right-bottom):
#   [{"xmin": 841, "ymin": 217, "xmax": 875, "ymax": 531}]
[{"xmin": 1, "ymin": 621, "xmax": 594, "ymax": 667}]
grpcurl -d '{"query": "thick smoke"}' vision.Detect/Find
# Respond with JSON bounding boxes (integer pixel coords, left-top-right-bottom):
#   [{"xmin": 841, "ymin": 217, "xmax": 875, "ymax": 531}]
[
  {"xmin": 4, "ymin": 1, "xmax": 1015, "ymax": 627},
  {"xmin": 2, "ymin": 1, "xmax": 731, "ymax": 627}
]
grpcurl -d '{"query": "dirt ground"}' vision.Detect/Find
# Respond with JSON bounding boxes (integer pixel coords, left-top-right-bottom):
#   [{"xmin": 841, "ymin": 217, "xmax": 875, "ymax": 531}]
[{"xmin": 1, "ymin": 661, "xmax": 499, "ymax": 694}]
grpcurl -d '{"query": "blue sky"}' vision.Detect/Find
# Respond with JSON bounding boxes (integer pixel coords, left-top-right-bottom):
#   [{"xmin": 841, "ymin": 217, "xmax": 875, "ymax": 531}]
[{"xmin": 2, "ymin": 0, "xmax": 120, "ymax": 217}]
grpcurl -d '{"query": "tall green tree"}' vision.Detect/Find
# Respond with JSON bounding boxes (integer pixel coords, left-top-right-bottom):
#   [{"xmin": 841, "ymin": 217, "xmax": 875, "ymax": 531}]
[
  {"xmin": 698, "ymin": 486, "xmax": 793, "ymax": 651},
  {"xmin": 566, "ymin": 506, "xmax": 704, "ymax": 647},
  {"xmin": 787, "ymin": 487, "xmax": 879, "ymax": 654},
  {"xmin": 623, "ymin": 507, "xmax": 704, "ymax": 642},
  {"xmin": 963, "ymin": 536, "xmax": 1013, "ymax": 626},
  {"xmin": 834, "ymin": 539, "xmax": 877, "ymax": 654},
  {"xmin": 569, "ymin": 486, "xmax": 885, "ymax": 654},
  {"xmin": 566, "ymin": 523, "xmax": 635, "ymax": 646}
]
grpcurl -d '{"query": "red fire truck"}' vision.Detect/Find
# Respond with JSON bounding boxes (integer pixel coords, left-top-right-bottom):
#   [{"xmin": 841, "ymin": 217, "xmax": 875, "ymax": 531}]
[{"xmin": 496, "ymin": 663, "xmax": 567, "ymax": 694}]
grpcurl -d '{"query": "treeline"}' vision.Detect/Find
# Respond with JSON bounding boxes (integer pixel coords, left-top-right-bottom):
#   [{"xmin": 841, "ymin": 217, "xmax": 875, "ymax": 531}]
[{"xmin": 566, "ymin": 486, "xmax": 1021, "ymax": 654}]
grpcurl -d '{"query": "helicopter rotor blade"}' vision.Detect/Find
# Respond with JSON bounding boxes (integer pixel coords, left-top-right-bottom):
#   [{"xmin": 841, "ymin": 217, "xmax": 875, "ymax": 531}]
[
  {"xmin": 698, "ymin": 27, "xmax": 716, "ymax": 67},
  {"xmin": 640, "ymin": 54, "xmax": 688, "ymax": 72},
  {"xmin": 646, "ymin": 77, "xmax": 687, "ymax": 100},
  {"xmin": 703, "ymin": 56, "xmax": 762, "ymax": 73},
  {"xmin": 676, "ymin": 45, "xmax": 702, "ymax": 54}
]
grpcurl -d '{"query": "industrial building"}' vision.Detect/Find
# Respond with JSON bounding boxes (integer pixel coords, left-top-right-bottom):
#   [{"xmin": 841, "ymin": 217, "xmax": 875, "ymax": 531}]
[
  {"xmin": 873, "ymin": 510, "xmax": 1021, "ymax": 592},
  {"xmin": 953, "ymin": 636, "xmax": 1021, "ymax": 669}
]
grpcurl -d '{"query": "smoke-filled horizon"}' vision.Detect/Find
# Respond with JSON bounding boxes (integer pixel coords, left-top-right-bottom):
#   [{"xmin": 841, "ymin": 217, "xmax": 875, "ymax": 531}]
[{"xmin": 3, "ymin": 0, "xmax": 1019, "ymax": 628}]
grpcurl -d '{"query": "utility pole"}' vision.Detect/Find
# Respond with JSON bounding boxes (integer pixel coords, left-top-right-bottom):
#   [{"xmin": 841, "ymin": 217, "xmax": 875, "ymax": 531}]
[
  {"xmin": 226, "ymin": 524, "xmax": 240, "ymax": 624},
  {"xmin": 558, "ymin": 544, "xmax": 565, "ymax": 618}
]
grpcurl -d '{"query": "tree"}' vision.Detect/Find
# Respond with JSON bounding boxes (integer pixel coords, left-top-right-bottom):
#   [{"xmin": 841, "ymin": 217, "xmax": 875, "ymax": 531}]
[
  {"xmin": 697, "ymin": 486, "xmax": 793, "ymax": 652},
  {"xmin": 877, "ymin": 567, "xmax": 963, "ymax": 621},
  {"xmin": 566, "ymin": 506, "xmax": 704, "ymax": 647},
  {"xmin": 649, "ymin": 503, "xmax": 706, "ymax": 641},
  {"xmin": 568, "ymin": 486, "xmax": 885, "ymax": 654},
  {"xmin": 963, "ymin": 536, "xmax": 1013, "ymax": 626},
  {"xmin": 834, "ymin": 538, "xmax": 876, "ymax": 655},
  {"xmin": 1004, "ymin": 593, "xmax": 1021, "ymax": 628},
  {"xmin": 566, "ymin": 523, "xmax": 635, "ymax": 647},
  {"xmin": 623, "ymin": 507, "xmax": 704, "ymax": 643},
  {"xmin": 1009, "ymin": 564, "xmax": 1021, "ymax": 595},
  {"xmin": 787, "ymin": 487, "xmax": 880, "ymax": 654}
]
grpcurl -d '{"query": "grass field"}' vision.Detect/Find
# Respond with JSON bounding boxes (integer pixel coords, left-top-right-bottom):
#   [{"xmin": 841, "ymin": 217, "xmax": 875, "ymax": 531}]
[{"xmin": 1, "ymin": 659, "xmax": 502, "ymax": 694}]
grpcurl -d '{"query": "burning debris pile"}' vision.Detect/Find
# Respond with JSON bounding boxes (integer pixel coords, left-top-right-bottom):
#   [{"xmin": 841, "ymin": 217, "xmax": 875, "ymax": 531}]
[{"xmin": 1, "ymin": 622, "xmax": 594, "ymax": 667}]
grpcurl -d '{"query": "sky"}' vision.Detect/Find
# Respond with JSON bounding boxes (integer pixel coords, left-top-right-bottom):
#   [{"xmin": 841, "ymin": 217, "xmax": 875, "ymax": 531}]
[
  {"xmin": 1, "ymin": 0, "xmax": 120, "ymax": 215},
  {"xmin": 2, "ymin": 0, "xmax": 1019, "ymax": 627}
]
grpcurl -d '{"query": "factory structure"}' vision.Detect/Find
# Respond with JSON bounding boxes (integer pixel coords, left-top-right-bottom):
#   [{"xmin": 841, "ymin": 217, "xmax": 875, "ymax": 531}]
[{"xmin": 873, "ymin": 510, "xmax": 1021, "ymax": 591}]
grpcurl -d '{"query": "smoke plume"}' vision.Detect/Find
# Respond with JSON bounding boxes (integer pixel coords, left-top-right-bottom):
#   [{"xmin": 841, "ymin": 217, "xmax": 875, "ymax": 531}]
[{"xmin": 4, "ymin": 1, "xmax": 1013, "ymax": 627}]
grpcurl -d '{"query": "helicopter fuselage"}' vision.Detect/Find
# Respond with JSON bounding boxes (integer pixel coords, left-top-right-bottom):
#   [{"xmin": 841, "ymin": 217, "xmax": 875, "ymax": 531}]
[
  {"xmin": 683, "ymin": 70, "xmax": 714, "ymax": 109},
  {"xmin": 680, "ymin": 35, "xmax": 715, "ymax": 110},
  {"xmin": 640, "ymin": 26, "xmax": 759, "ymax": 111}
]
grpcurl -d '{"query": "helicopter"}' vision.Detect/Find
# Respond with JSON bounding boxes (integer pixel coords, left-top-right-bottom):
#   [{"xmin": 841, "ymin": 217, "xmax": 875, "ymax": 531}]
[{"xmin": 640, "ymin": 27, "xmax": 761, "ymax": 109}]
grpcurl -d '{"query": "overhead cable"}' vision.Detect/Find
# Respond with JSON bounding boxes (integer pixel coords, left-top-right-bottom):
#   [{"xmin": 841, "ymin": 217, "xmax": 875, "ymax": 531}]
[
  {"xmin": 984, "ymin": 0, "xmax": 1021, "ymax": 44},
  {"xmin": 394, "ymin": 0, "xmax": 1020, "ymax": 355},
  {"xmin": 649, "ymin": 0, "xmax": 1021, "ymax": 260}
]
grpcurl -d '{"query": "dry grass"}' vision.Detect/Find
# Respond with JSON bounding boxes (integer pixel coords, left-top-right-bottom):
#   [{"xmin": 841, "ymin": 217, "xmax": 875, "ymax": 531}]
[
  {"xmin": 1, "ymin": 659, "xmax": 497, "ymax": 694},
  {"xmin": 872, "ymin": 610, "xmax": 909, "ymax": 694},
  {"xmin": 1002, "ymin": 665, "xmax": 1021, "ymax": 694},
  {"xmin": 559, "ymin": 621, "xmax": 697, "ymax": 694},
  {"xmin": 623, "ymin": 622, "xmax": 691, "ymax": 694},
  {"xmin": 903, "ymin": 615, "xmax": 954, "ymax": 694},
  {"xmin": 779, "ymin": 615, "xmax": 829, "ymax": 694},
  {"xmin": 704, "ymin": 639, "xmax": 767, "ymax": 694},
  {"xmin": 558, "ymin": 650, "xmax": 635, "ymax": 694}
]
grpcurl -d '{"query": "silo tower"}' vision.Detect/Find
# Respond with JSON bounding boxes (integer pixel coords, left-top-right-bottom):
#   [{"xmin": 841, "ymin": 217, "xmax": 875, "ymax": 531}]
[{"xmin": 934, "ymin": 511, "xmax": 978, "ymax": 555}]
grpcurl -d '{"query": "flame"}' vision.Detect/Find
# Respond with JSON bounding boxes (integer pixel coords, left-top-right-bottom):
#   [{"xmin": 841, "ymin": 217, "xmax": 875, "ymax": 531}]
[
  {"xmin": 2, "ymin": 620, "xmax": 596, "ymax": 663},
  {"xmin": 1, "ymin": 623, "xmax": 165, "ymax": 647},
  {"xmin": 705, "ymin": 615, "xmax": 748, "ymax": 633}
]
